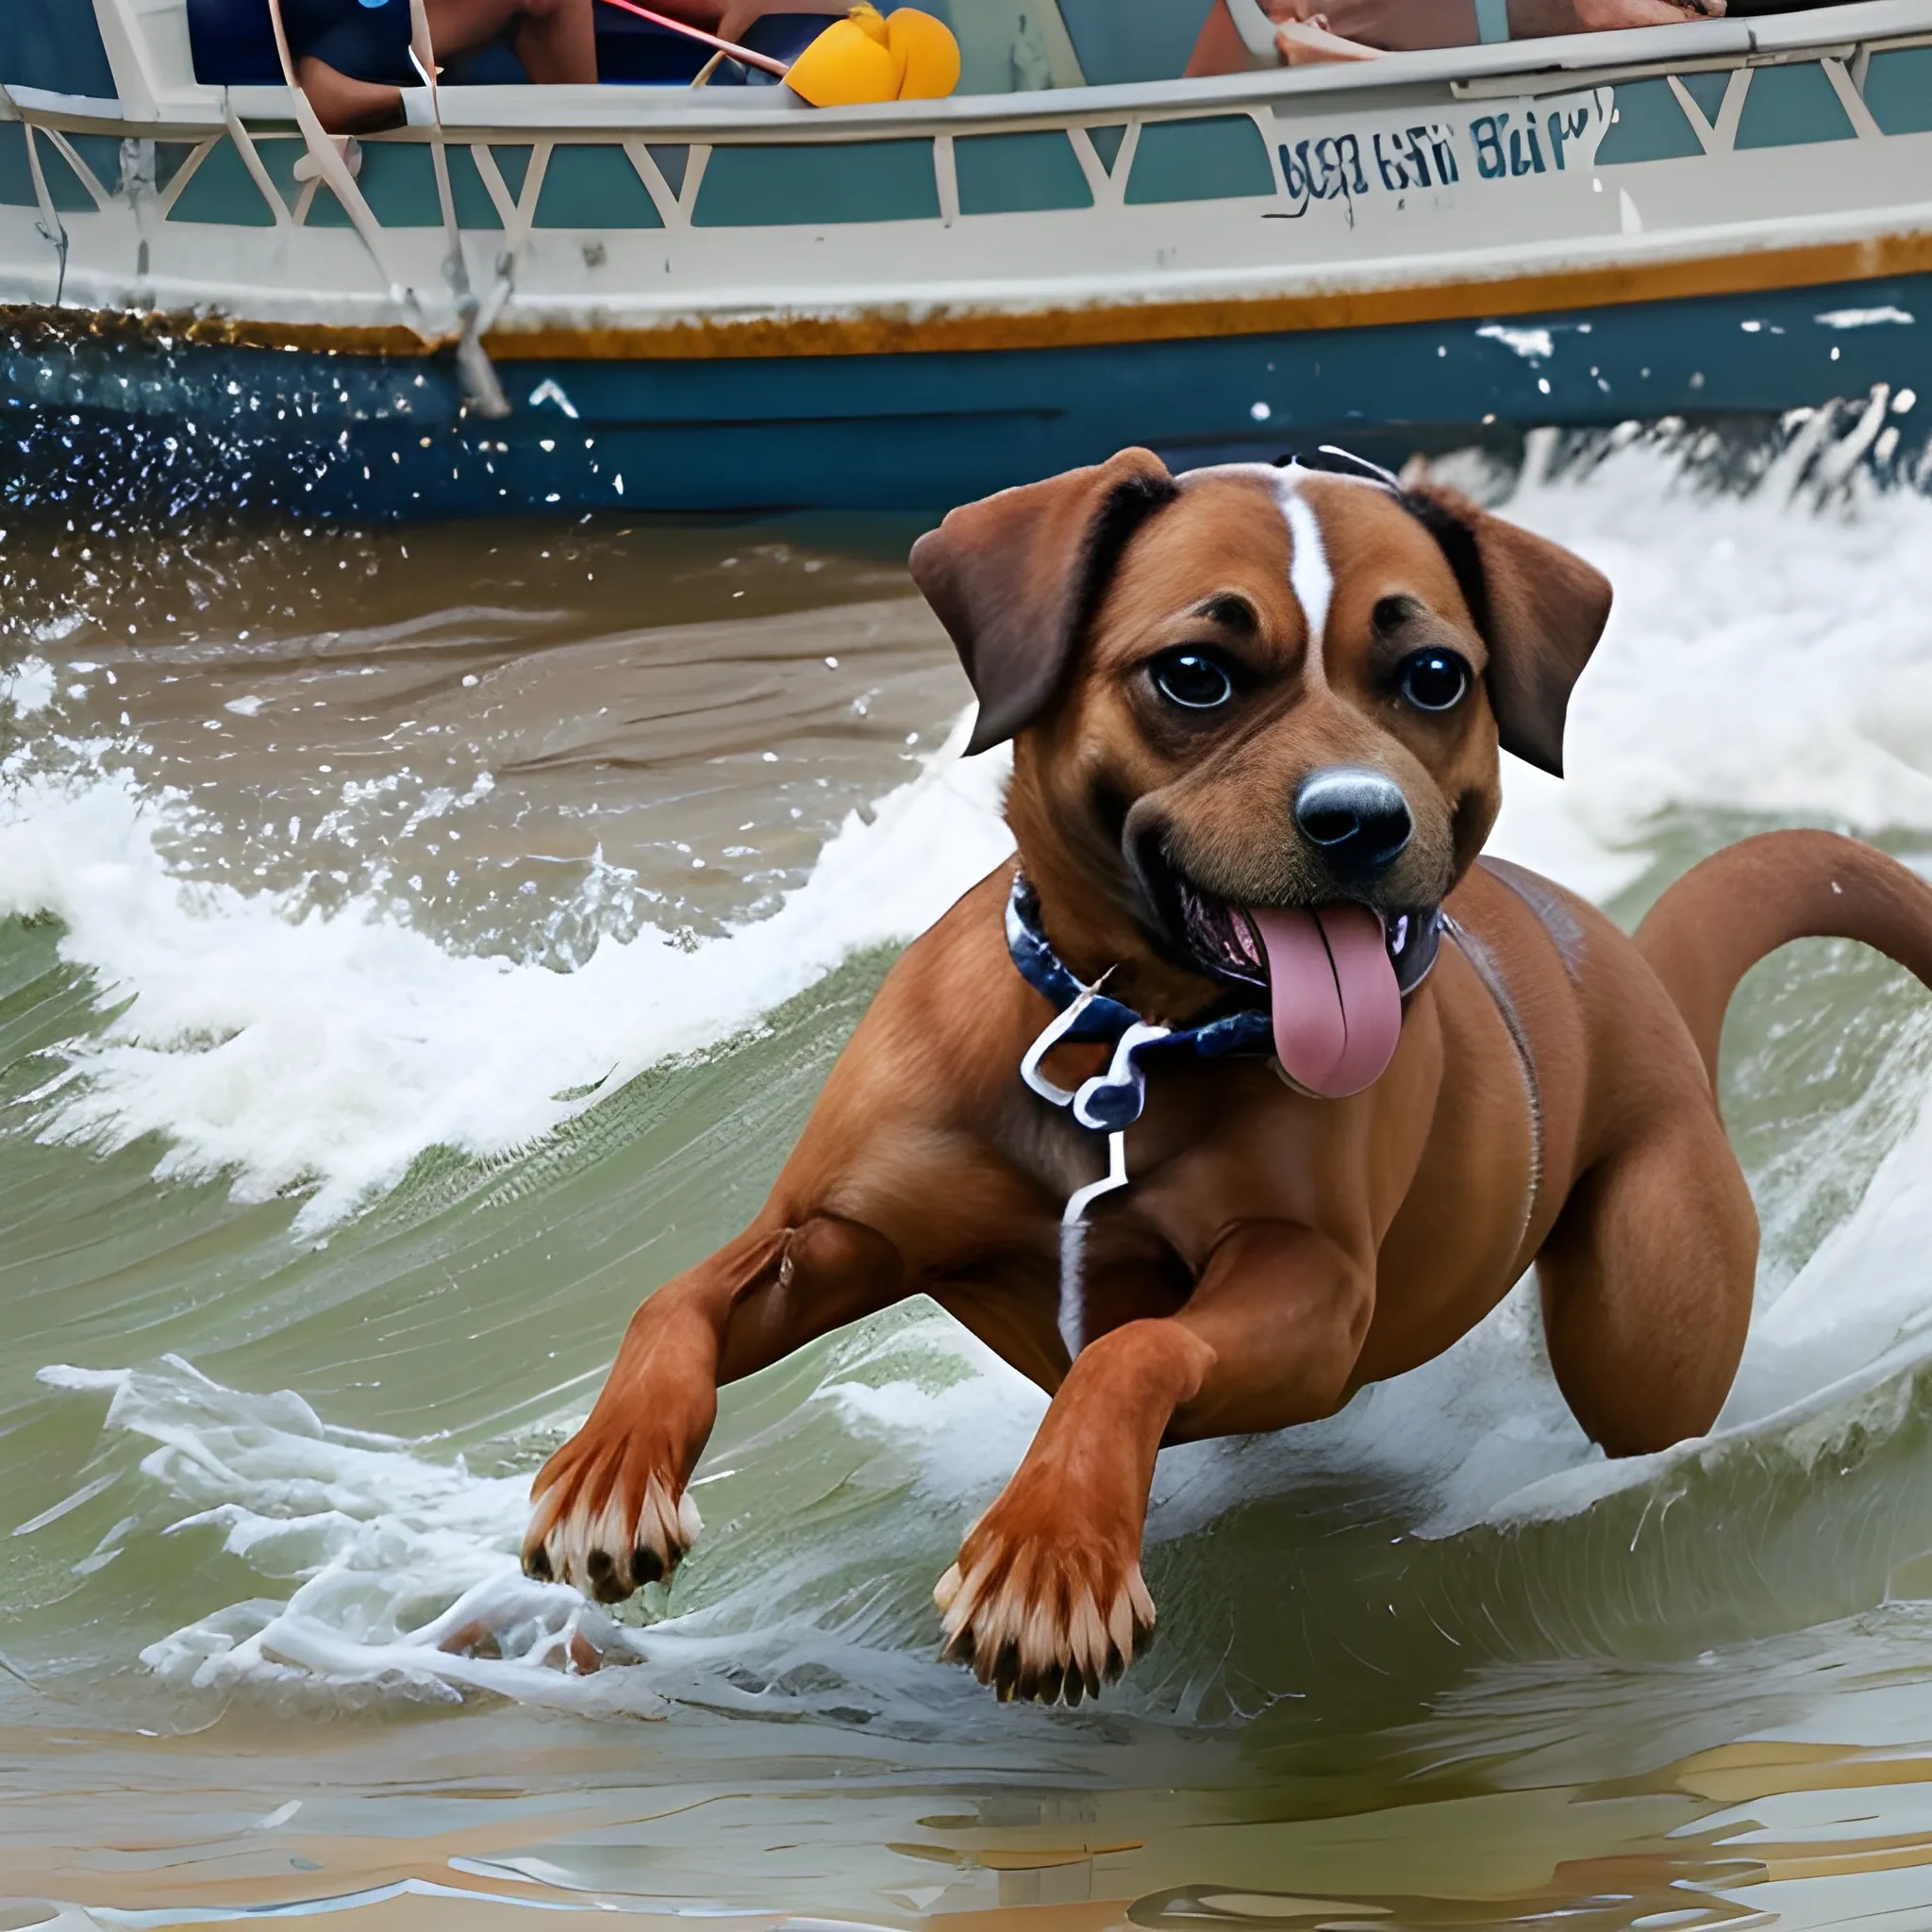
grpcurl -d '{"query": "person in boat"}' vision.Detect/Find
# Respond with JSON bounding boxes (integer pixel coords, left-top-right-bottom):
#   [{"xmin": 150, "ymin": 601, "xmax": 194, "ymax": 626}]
[
  {"xmin": 1189, "ymin": 0, "xmax": 1723, "ymax": 70},
  {"xmin": 290, "ymin": 0, "xmax": 596, "ymax": 131},
  {"xmin": 646, "ymin": 0, "xmax": 845, "ymax": 41}
]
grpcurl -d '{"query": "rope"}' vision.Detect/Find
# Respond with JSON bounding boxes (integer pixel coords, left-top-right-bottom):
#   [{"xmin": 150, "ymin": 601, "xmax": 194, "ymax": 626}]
[{"xmin": 263, "ymin": 0, "xmax": 511, "ymax": 416}]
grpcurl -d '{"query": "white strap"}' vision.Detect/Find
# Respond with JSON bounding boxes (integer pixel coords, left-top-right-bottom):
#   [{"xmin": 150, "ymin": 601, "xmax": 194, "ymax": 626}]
[
  {"xmin": 1224, "ymin": 0, "xmax": 1281, "ymax": 59},
  {"xmin": 1062, "ymin": 1130, "xmax": 1128, "ymax": 1229},
  {"xmin": 16, "ymin": 116, "xmax": 71, "ymax": 305},
  {"xmin": 407, "ymin": 1, "xmax": 510, "ymax": 415},
  {"xmin": 1020, "ymin": 989, "xmax": 1101, "ymax": 1107},
  {"xmin": 264, "ymin": 0, "xmax": 430, "ymax": 337}
]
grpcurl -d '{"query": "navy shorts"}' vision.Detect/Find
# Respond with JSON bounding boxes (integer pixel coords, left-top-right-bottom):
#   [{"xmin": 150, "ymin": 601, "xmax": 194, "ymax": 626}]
[{"xmin": 284, "ymin": 0, "xmax": 416, "ymax": 84}]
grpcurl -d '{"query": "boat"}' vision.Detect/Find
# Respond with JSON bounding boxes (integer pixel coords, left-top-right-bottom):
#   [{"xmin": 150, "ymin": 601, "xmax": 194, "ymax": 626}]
[{"xmin": 2, "ymin": 0, "xmax": 1929, "ymax": 518}]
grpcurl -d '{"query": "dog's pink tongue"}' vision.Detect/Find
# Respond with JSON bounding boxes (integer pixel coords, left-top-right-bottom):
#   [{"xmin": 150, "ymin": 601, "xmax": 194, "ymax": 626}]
[{"xmin": 1247, "ymin": 905, "xmax": 1403, "ymax": 1098}]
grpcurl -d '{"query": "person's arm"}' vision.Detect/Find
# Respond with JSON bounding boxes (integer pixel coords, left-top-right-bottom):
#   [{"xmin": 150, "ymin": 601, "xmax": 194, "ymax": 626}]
[
  {"xmin": 296, "ymin": 54, "xmax": 403, "ymax": 133},
  {"xmin": 1271, "ymin": 0, "xmax": 1482, "ymax": 48},
  {"xmin": 715, "ymin": 0, "xmax": 855, "ymax": 42},
  {"xmin": 1257, "ymin": 0, "xmax": 1719, "ymax": 53},
  {"xmin": 1518, "ymin": 0, "xmax": 1724, "ymax": 31},
  {"xmin": 1185, "ymin": 0, "xmax": 1263, "ymax": 75}
]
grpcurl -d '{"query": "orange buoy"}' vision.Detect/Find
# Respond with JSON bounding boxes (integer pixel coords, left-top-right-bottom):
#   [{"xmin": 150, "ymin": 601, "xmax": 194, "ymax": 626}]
[
  {"xmin": 888, "ymin": 8, "xmax": 960, "ymax": 99},
  {"xmin": 786, "ymin": 4, "xmax": 903, "ymax": 106},
  {"xmin": 786, "ymin": 3, "xmax": 958, "ymax": 106}
]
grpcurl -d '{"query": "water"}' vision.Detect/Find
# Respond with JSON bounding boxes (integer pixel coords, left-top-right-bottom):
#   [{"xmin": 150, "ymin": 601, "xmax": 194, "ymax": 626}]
[{"xmin": 10, "ymin": 424, "xmax": 1932, "ymax": 1927}]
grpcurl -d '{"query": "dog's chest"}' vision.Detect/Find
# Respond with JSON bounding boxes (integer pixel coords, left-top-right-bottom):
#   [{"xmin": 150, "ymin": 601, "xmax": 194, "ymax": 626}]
[{"xmin": 994, "ymin": 1058, "xmax": 1300, "ymax": 1217}]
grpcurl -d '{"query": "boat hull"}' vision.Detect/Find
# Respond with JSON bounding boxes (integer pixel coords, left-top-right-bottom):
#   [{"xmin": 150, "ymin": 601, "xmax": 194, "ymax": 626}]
[
  {"xmin": 7, "ymin": 264, "xmax": 1928, "ymax": 518},
  {"xmin": 6, "ymin": 2, "xmax": 1931, "ymax": 516}
]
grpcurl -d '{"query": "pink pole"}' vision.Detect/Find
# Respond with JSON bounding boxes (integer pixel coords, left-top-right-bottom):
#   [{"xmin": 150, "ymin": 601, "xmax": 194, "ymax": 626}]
[{"xmin": 596, "ymin": 0, "xmax": 793, "ymax": 76}]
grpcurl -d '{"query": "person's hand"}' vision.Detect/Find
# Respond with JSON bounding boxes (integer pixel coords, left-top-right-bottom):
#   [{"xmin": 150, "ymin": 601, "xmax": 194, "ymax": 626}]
[
  {"xmin": 716, "ymin": 0, "xmax": 850, "ymax": 41},
  {"xmin": 1267, "ymin": 0, "xmax": 1723, "ymax": 40},
  {"xmin": 1259, "ymin": 0, "xmax": 1478, "ymax": 50},
  {"xmin": 1574, "ymin": 0, "xmax": 1724, "ymax": 24}
]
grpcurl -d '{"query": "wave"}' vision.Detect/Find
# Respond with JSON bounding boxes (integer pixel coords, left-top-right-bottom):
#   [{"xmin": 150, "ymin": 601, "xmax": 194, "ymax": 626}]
[
  {"xmin": 8, "ymin": 437, "xmax": 1932, "ymax": 1230},
  {"xmin": 0, "ymin": 717, "xmax": 1012, "ymax": 1227}
]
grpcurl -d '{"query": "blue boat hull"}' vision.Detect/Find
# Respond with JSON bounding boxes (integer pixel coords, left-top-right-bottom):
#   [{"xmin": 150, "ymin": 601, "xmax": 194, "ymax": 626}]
[{"xmin": 6, "ymin": 269, "xmax": 1928, "ymax": 521}]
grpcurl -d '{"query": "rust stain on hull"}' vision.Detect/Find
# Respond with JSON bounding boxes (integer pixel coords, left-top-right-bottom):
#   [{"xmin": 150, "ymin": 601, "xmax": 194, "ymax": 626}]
[{"xmin": 5, "ymin": 225, "xmax": 1929, "ymax": 364}]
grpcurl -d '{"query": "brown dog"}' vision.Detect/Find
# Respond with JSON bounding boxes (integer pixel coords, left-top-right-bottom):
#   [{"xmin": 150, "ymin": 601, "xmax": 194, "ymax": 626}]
[{"xmin": 523, "ymin": 449, "xmax": 1932, "ymax": 1704}]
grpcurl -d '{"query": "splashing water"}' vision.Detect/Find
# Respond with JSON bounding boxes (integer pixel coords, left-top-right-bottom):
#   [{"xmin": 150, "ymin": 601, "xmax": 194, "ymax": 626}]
[{"xmin": 10, "ymin": 424, "xmax": 1932, "ymax": 1921}]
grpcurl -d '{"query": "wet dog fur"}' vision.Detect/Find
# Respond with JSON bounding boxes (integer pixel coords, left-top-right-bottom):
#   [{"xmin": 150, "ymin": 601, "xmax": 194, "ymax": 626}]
[{"xmin": 522, "ymin": 449, "xmax": 1932, "ymax": 1703}]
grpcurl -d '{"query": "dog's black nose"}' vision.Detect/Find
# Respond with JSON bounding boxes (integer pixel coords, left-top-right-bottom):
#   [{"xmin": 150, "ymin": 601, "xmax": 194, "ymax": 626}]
[{"xmin": 1293, "ymin": 767, "xmax": 1413, "ymax": 875}]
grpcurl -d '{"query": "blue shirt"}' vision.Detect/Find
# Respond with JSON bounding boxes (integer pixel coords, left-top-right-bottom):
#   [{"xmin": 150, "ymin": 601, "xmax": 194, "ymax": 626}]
[{"xmin": 284, "ymin": 0, "xmax": 415, "ymax": 85}]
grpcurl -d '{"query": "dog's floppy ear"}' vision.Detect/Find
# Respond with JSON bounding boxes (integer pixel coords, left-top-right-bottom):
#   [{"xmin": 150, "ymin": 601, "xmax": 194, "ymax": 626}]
[
  {"xmin": 909, "ymin": 448, "xmax": 1177, "ymax": 755},
  {"xmin": 1402, "ymin": 481, "xmax": 1611, "ymax": 777}
]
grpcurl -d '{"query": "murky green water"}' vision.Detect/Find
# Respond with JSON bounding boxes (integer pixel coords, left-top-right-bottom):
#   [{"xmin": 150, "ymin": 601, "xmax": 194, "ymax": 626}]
[{"xmin": 9, "ymin": 437, "xmax": 1932, "ymax": 1928}]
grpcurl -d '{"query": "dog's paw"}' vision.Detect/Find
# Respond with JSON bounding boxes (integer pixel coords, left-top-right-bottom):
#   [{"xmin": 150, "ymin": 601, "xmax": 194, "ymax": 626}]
[
  {"xmin": 932, "ymin": 1512, "xmax": 1155, "ymax": 1706},
  {"xmin": 522, "ymin": 1431, "xmax": 703, "ymax": 1604}
]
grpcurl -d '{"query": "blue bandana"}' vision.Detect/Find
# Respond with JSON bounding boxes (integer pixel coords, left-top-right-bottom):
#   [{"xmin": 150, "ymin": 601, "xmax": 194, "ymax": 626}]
[{"xmin": 1005, "ymin": 872, "xmax": 1442, "ymax": 1139}]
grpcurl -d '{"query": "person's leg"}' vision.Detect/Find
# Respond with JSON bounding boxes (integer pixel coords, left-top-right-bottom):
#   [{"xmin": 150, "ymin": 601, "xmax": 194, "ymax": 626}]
[
  {"xmin": 296, "ymin": 54, "xmax": 403, "ymax": 132},
  {"xmin": 425, "ymin": 0, "xmax": 597, "ymax": 82},
  {"xmin": 513, "ymin": 0, "xmax": 597, "ymax": 85}
]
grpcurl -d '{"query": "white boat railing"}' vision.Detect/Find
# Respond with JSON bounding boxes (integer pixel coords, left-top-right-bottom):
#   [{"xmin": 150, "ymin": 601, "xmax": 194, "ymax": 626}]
[{"xmin": 11, "ymin": 0, "xmax": 1932, "ymax": 133}]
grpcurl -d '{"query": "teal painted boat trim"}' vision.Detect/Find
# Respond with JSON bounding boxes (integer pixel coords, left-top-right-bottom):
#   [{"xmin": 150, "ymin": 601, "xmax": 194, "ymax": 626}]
[
  {"xmin": 167, "ymin": 140, "xmax": 278, "ymax": 227},
  {"xmin": 444, "ymin": 147, "xmax": 503, "ymax": 230},
  {"xmin": 252, "ymin": 136, "xmax": 306, "ymax": 217},
  {"xmin": 1086, "ymin": 125, "xmax": 1127, "ymax": 174},
  {"xmin": 644, "ymin": 144, "xmax": 688, "ymax": 195},
  {"xmin": 534, "ymin": 144, "xmax": 662, "ymax": 229},
  {"xmin": 155, "ymin": 143, "xmax": 202, "ymax": 196},
  {"xmin": 1057, "ymin": 0, "xmax": 1216, "ymax": 87},
  {"xmin": 1735, "ymin": 63, "xmax": 1856, "ymax": 149},
  {"xmin": 1125, "ymin": 114, "xmax": 1274, "ymax": 204},
  {"xmin": 313, "ymin": 142, "xmax": 447, "ymax": 229},
  {"xmin": 1596, "ymin": 78, "xmax": 1703, "ymax": 164},
  {"xmin": 955, "ymin": 130, "xmax": 1091, "ymax": 216},
  {"xmin": 44, "ymin": 134, "xmax": 120, "ymax": 208},
  {"xmin": 1675, "ymin": 69, "xmax": 1730, "ymax": 122},
  {"xmin": 0, "ymin": 126, "xmax": 33, "ymax": 209},
  {"xmin": 1863, "ymin": 47, "xmax": 1932, "ymax": 136},
  {"xmin": 494, "ymin": 145, "xmax": 536, "ymax": 201},
  {"xmin": 692, "ymin": 138, "xmax": 941, "ymax": 227}
]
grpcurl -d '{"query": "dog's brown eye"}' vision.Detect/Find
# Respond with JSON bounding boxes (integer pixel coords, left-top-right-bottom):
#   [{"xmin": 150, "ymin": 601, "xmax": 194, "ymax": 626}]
[
  {"xmin": 1151, "ymin": 650, "xmax": 1235, "ymax": 710},
  {"xmin": 1399, "ymin": 649, "xmax": 1469, "ymax": 713}
]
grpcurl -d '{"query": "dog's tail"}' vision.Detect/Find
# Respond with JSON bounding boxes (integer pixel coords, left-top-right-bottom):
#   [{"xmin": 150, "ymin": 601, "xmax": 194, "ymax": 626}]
[{"xmin": 1636, "ymin": 830, "xmax": 1932, "ymax": 1088}]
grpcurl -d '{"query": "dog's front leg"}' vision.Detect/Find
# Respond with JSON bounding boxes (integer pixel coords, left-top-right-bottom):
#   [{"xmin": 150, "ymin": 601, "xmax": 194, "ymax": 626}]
[
  {"xmin": 934, "ymin": 1219, "xmax": 1372, "ymax": 1704},
  {"xmin": 523, "ymin": 1214, "xmax": 903, "ymax": 1601}
]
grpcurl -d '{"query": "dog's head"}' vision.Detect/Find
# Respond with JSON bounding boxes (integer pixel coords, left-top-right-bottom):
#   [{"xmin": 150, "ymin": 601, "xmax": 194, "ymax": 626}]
[{"xmin": 909, "ymin": 447, "xmax": 1610, "ymax": 1094}]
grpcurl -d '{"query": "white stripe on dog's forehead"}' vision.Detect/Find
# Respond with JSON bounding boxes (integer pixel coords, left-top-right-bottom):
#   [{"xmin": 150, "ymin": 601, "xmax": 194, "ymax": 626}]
[
  {"xmin": 1271, "ymin": 469, "xmax": 1334, "ymax": 675},
  {"xmin": 1179, "ymin": 459, "xmax": 1359, "ymax": 670}
]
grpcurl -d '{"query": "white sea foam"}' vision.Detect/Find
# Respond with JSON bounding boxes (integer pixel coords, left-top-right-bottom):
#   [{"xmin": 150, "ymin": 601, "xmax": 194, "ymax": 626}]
[
  {"xmin": 0, "ymin": 656, "xmax": 57, "ymax": 716},
  {"xmin": 0, "ymin": 715, "xmax": 1013, "ymax": 1227},
  {"xmin": 36, "ymin": 1357, "xmax": 667, "ymax": 1710},
  {"xmin": 1489, "ymin": 433, "xmax": 1932, "ymax": 891}
]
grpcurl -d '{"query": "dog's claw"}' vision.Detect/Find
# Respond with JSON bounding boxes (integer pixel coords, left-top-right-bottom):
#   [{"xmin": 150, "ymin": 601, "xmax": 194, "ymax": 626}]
[
  {"xmin": 933, "ymin": 1561, "xmax": 963, "ymax": 1615},
  {"xmin": 522, "ymin": 1450, "xmax": 704, "ymax": 1602},
  {"xmin": 933, "ymin": 1510, "xmax": 1155, "ymax": 1707}
]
